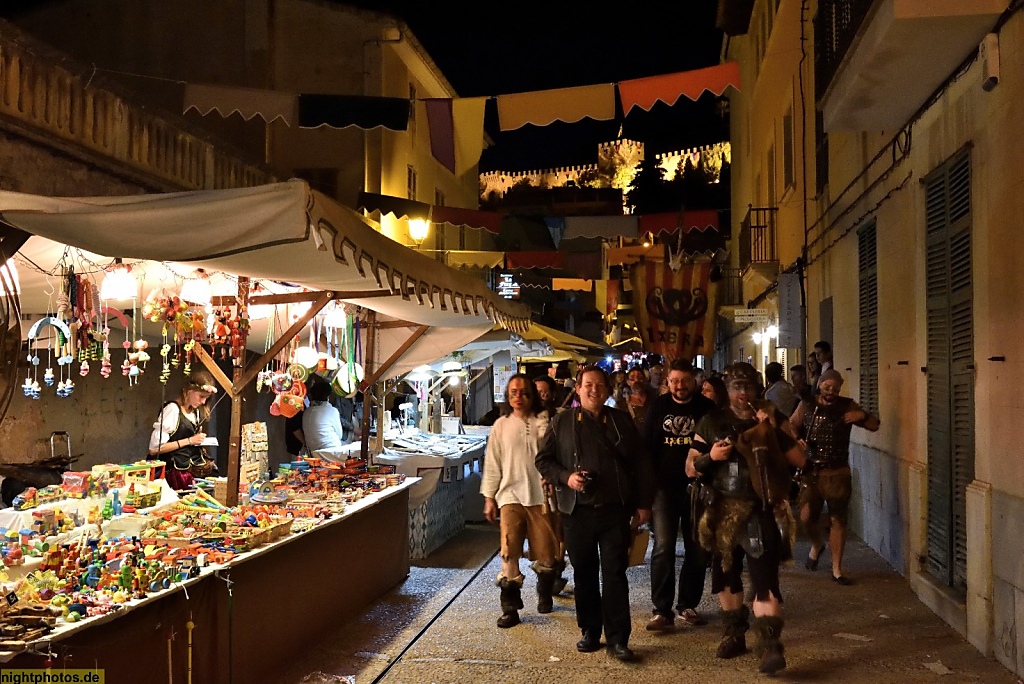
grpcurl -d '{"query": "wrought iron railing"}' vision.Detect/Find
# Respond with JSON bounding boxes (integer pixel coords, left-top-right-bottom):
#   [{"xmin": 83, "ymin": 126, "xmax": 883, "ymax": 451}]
[
  {"xmin": 814, "ymin": 0, "xmax": 876, "ymax": 100},
  {"xmin": 740, "ymin": 206, "xmax": 778, "ymax": 267}
]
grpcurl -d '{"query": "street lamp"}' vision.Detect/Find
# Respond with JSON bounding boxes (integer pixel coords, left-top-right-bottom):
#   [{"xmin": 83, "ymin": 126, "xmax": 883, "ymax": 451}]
[{"xmin": 409, "ymin": 219, "xmax": 430, "ymax": 247}]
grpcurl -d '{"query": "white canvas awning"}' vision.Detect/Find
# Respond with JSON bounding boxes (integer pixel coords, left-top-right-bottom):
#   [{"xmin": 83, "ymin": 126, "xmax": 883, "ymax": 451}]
[{"xmin": 0, "ymin": 180, "xmax": 531, "ymax": 382}]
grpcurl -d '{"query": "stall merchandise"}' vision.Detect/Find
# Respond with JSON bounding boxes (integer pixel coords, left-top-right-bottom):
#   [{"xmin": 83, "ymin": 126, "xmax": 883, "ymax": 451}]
[{"xmin": 0, "ymin": 454, "xmax": 412, "ymax": 658}]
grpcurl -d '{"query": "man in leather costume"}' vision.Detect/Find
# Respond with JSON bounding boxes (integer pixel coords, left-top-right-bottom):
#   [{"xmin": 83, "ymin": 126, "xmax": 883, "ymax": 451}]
[
  {"xmin": 685, "ymin": 362, "xmax": 806, "ymax": 674},
  {"xmin": 789, "ymin": 368, "xmax": 879, "ymax": 584},
  {"xmin": 536, "ymin": 366, "xmax": 656, "ymax": 662}
]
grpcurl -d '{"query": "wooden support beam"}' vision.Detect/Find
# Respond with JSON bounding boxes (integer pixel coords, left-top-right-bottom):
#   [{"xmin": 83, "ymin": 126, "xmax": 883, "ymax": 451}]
[
  {"xmin": 373, "ymin": 320, "xmax": 418, "ymax": 329},
  {"xmin": 225, "ymin": 277, "xmax": 250, "ymax": 507},
  {"xmin": 232, "ymin": 290, "xmax": 334, "ymax": 392},
  {"xmin": 360, "ymin": 310, "xmax": 377, "ymax": 460},
  {"xmin": 193, "ymin": 343, "xmax": 234, "ymax": 396},
  {"xmin": 361, "ymin": 325, "xmax": 428, "ymax": 389}
]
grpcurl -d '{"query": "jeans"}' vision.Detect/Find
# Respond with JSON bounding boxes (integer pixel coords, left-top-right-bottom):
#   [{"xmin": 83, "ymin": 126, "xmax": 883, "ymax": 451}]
[
  {"xmin": 650, "ymin": 489, "xmax": 707, "ymax": 617},
  {"xmin": 562, "ymin": 503, "xmax": 632, "ymax": 646}
]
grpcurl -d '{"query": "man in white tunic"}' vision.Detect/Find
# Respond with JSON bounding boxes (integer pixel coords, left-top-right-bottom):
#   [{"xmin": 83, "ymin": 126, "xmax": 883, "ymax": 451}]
[{"xmin": 481, "ymin": 374, "xmax": 556, "ymax": 628}]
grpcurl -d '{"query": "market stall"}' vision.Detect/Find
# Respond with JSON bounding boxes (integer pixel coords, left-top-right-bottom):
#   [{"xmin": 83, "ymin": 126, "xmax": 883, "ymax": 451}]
[{"xmin": 0, "ymin": 180, "xmax": 530, "ymax": 679}]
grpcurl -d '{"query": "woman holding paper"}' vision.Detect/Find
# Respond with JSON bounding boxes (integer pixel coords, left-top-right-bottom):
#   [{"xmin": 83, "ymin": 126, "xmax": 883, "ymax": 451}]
[{"xmin": 149, "ymin": 370, "xmax": 219, "ymax": 489}]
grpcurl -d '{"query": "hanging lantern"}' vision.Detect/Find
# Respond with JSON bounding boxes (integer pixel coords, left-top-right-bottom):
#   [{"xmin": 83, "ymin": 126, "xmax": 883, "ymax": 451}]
[
  {"xmin": 99, "ymin": 259, "xmax": 138, "ymax": 301},
  {"xmin": 180, "ymin": 269, "xmax": 212, "ymax": 306}
]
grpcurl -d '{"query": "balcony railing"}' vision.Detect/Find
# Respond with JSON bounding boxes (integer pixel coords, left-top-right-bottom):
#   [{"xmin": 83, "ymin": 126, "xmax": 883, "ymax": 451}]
[
  {"xmin": 814, "ymin": 0, "xmax": 875, "ymax": 101},
  {"xmin": 739, "ymin": 206, "xmax": 777, "ymax": 267}
]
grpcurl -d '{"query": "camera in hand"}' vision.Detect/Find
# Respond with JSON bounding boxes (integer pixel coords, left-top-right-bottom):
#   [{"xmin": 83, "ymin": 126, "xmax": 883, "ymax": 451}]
[{"xmin": 578, "ymin": 470, "xmax": 598, "ymax": 493}]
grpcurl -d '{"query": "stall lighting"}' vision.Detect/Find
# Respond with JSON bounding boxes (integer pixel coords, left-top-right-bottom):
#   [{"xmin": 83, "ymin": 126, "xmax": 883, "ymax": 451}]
[
  {"xmin": 99, "ymin": 259, "xmax": 139, "ymax": 301},
  {"xmin": 752, "ymin": 332, "xmax": 762, "ymax": 345},
  {"xmin": 180, "ymin": 269, "xmax": 212, "ymax": 306},
  {"xmin": 766, "ymin": 324, "xmax": 779, "ymax": 339},
  {"xmin": 293, "ymin": 346, "xmax": 320, "ymax": 369},
  {"xmin": 409, "ymin": 218, "xmax": 430, "ymax": 246}
]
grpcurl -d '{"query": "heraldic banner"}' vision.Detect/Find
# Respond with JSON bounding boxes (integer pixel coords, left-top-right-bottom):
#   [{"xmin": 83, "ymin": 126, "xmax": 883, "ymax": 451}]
[{"xmin": 629, "ymin": 261, "xmax": 716, "ymax": 361}]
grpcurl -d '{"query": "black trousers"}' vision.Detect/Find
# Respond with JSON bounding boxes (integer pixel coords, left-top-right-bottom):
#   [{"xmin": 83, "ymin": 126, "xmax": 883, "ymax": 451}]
[
  {"xmin": 561, "ymin": 503, "xmax": 633, "ymax": 646},
  {"xmin": 651, "ymin": 489, "xmax": 707, "ymax": 617}
]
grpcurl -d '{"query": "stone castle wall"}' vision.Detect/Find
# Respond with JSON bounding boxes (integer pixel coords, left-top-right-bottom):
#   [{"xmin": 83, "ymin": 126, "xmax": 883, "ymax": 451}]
[{"xmin": 480, "ymin": 140, "xmax": 730, "ymax": 200}]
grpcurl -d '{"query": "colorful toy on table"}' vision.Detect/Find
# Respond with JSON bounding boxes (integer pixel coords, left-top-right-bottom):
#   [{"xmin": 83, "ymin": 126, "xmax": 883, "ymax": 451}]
[
  {"xmin": 91, "ymin": 463, "xmax": 125, "ymax": 489},
  {"xmin": 12, "ymin": 487, "xmax": 36, "ymax": 511},
  {"xmin": 61, "ymin": 471, "xmax": 91, "ymax": 499},
  {"xmin": 0, "ymin": 531, "xmax": 25, "ymax": 567}
]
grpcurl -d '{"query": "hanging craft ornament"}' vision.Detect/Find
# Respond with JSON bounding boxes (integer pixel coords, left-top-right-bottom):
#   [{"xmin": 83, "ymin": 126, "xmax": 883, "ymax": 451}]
[
  {"xmin": 160, "ymin": 343, "xmax": 171, "ymax": 384},
  {"xmin": 183, "ymin": 339, "xmax": 195, "ymax": 375}
]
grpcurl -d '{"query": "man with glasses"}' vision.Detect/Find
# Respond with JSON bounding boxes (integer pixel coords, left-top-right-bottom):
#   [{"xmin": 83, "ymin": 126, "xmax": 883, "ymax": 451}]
[
  {"xmin": 481, "ymin": 374, "xmax": 557, "ymax": 628},
  {"xmin": 686, "ymin": 362, "xmax": 807, "ymax": 674},
  {"xmin": 644, "ymin": 359, "xmax": 715, "ymax": 632},
  {"xmin": 536, "ymin": 366, "xmax": 656, "ymax": 662},
  {"xmin": 789, "ymin": 369, "xmax": 879, "ymax": 585}
]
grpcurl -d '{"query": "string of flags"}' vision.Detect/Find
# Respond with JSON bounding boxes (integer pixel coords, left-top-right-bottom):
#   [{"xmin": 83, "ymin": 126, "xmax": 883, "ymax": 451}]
[{"xmin": 183, "ymin": 62, "xmax": 740, "ymax": 175}]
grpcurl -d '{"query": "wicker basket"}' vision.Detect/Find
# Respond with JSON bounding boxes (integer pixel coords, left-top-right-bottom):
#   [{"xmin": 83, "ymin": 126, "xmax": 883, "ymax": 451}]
[{"xmin": 264, "ymin": 518, "xmax": 293, "ymax": 542}]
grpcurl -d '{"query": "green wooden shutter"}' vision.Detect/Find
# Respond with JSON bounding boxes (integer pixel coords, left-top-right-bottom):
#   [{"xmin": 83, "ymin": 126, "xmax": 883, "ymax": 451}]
[
  {"xmin": 858, "ymin": 222, "xmax": 878, "ymax": 416},
  {"xmin": 923, "ymin": 149, "xmax": 973, "ymax": 592},
  {"xmin": 946, "ymin": 155, "xmax": 974, "ymax": 592}
]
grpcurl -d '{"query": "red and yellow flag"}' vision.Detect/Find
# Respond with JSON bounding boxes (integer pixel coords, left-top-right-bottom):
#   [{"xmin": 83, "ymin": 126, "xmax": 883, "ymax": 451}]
[{"xmin": 630, "ymin": 261, "xmax": 716, "ymax": 361}]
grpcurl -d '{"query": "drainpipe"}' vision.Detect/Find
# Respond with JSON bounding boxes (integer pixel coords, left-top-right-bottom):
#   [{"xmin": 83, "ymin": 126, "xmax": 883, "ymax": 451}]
[
  {"xmin": 798, "ymin": 0, "xmax": 810, "ymax": 365},
  {"xmin": 362, "ymin": 24, "xmax": 403, "ymax": 196}
]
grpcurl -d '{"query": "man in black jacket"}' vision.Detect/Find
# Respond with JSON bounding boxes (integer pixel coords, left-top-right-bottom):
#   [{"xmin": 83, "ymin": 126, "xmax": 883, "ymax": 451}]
[
  {"xmin": 536, "ymin": 366, "xmax": 656, "ymax": 662},
  {"xmin": 643, "ymin": 358, "xmax": 716, "ymax": 631}
]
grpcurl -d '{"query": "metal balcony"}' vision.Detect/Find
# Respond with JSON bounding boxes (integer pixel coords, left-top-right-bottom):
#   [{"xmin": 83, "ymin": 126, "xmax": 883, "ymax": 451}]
[
  {"xmin": 815, "ymin": 0, "xmax": 1007, "ymax": 131},
  {"xmin": 739, "ymin": 206, "xmax": 778, "ymax": 268}
]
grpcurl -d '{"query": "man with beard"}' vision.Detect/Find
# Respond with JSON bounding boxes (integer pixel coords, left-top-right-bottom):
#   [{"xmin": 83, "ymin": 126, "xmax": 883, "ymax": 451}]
[
  {"xmin": 481, "ymin": 375, "xmax": 556, "ymax": 627},
  {"xmin": 789, "ymin": 369, "xmax": 879, "ymax": 584},
  {"xmin": 644, "ymin": 359, "xmax": 715, "ymax": 631},
  {"xmin": 686, "ymin": 362, "xmax": 807, "ymax": 674},
  {"xmin": 536, "ymin": 367, "xmax": 656, "ymax": 662}
]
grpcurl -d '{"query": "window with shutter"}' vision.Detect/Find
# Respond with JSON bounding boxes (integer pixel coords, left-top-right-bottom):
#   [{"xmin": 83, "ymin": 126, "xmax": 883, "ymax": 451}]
[
  {"xmin": 858, "ymin": 222, "xmax": 878, "ymax": 416},
  {"xmin": 923, "ymin": 149, "xmax": 974, "ymax": 594}
]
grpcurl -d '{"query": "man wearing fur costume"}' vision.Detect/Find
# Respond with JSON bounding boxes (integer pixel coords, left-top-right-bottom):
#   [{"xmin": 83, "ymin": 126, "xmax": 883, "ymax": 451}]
[
  {"xmin": 789, "ymin": 368, "xmax": 879, "ymax": 585},
  {"xmin": 685, "ymin": 362, "xmax": 806, "ymax": 674}
]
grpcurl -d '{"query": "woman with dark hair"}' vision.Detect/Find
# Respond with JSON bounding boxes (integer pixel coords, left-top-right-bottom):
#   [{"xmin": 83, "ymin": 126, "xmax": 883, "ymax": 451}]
[
  {"xmin": 149, "ymin": 370, "xmax": 219, "ymax": 490},
  {"xmin": 533, "ymin": 375, "xmax": 560, "ymax": 417},
  {"xmin": 701, "ymin": 375, "xmax": 729, "ymax": 410},
  {"xmin": 303, "ymin": 375, "xmax": 347, "ymax": 462}
]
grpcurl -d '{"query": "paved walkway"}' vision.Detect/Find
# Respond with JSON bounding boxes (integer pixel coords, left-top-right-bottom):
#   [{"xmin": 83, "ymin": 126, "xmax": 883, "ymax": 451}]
[{"xmin": 275, "ymin": 524, "xmax": 1017, "ymax": 683}]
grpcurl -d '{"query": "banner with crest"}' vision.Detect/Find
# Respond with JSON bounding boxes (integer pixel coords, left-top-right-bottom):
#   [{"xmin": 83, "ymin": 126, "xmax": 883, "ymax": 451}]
[{"xmin": 629, "ymin": 261, "xmax": 716, "ymax": 361}]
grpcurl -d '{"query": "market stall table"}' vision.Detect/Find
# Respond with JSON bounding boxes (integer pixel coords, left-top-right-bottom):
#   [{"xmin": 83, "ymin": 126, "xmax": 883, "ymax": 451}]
[
  {"xmin": 375, "ymin": 431, "xmax": 486, "ymax": 559},
  {"xmin": 2, "ymin": 479, "xmax": 417, "ymax": 684}
]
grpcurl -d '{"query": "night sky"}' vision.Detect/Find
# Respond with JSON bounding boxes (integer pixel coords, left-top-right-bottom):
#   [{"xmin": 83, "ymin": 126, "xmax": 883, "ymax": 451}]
[{"xmin": 342, "ymin": 1, "xmax": 728, "ymax": 171}]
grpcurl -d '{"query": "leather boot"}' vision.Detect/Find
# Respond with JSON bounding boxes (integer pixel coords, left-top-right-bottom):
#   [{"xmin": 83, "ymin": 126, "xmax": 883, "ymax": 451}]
[
  {"xmin": 496, "ymin": 576, "xmax": 524, "ymax": 628},
  {"xmin": 716, "ymin": 605, "xmax": 749, "ymax": 659},
  {"xmin": 552, "ymin": 559, "xmax": 569, "ymax": 595},
  {"xmin": 752, "ymin": 615, "xmax": 786, "ymax": 674},
  {"xmin": 535, "ymin": 570, "xmax": 556, "ymax": 614}
]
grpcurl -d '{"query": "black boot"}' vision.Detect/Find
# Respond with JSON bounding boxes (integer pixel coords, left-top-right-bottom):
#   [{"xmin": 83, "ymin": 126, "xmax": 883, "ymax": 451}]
[
  {"xmin": 496, "ymin": 576, "xmax": 524, "ymax": 628},
  {"xmin": 716, "ymin": 605, "xmax": 749, "ymax": 659},
  {"xmin": 535, "ymin": 570, "xmax": 556, "ymax": 614},
  {"xmin": 552, "ymin": 559, "xmax": 568, "ymax": 596},
  {"xmin": 752, "ymin": 616, "xmax": 786, "ymax": 674}
]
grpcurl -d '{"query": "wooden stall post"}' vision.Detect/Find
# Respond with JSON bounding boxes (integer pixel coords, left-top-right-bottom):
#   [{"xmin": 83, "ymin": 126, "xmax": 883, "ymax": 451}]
[{"xmin": 225, "ymin": 277, "xmax": 250, "ymax": 506}]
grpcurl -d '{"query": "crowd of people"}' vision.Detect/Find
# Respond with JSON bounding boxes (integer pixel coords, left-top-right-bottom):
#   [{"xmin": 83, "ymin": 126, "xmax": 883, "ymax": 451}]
[{"xmin": 479, "ymin": 343, "xmax": 879, "ymax": 673}]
